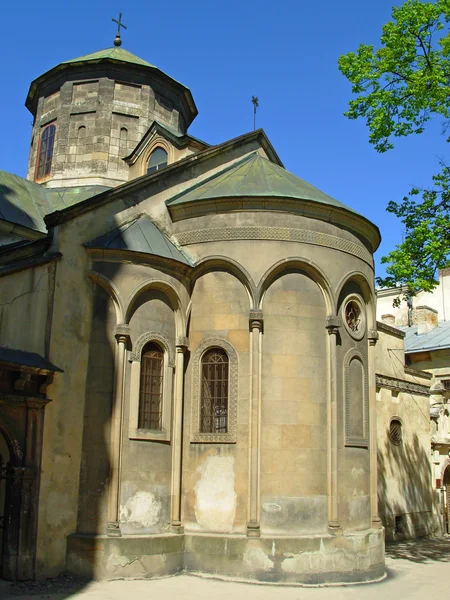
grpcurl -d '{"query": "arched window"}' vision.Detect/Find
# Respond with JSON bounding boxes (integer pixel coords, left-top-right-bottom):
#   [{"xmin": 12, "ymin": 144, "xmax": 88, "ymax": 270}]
[
  {"xmin": 139, "ymin": 342, "xmax": 164, "ymax": 430},
  {"xmin": 35, "ymin": 124, "xmax": 56, "ymax": 180},
  {"xmin": 78, "ymin": 125, "xmax": 86, "ymax": 139},
  {"xmin": 389, "ymin": 418, "xmax": 403, "ymax": 446},
  {"xmin": 201, "ymin": 348, "xmax": 229, "ymax": 434},
  {"xmin": 147, "ymin": 147, "xmax": 168, "ymax": 174}
]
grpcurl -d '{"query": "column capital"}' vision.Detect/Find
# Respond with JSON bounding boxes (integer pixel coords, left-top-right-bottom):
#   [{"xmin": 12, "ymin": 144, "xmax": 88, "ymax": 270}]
[
  {"xmin": 368, "ymin": 329, "xmax": 379, "ymax": 346},
  {"xmin": 249, "ymin": 310, "xmax": 263, "ymax": 331},
  {"xmin": 115, "ymin": 324, "xmax": 131, "ymax": 344},
  {"xmin": 176, "ymin": 336, "xmax": 189, "ymax": 351},
  {"xmin": 325, "ymin": 315, "xmax": 341, "ymax": 335}
]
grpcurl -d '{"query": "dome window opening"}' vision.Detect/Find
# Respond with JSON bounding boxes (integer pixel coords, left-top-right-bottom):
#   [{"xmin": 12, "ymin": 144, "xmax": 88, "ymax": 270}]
[
  {"xmin": 35, "ymin": 123, "xmax": 56, "ymax": 180},
  {"xmin": 147, "ymin": 147, "xmax": 168, "ymax": 174}
]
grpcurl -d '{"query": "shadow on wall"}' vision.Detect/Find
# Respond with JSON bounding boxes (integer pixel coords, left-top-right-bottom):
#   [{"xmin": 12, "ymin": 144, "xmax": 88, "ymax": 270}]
[{"xmin": 378, "ymin": 431, "xmax": 433, "ymax": 541}]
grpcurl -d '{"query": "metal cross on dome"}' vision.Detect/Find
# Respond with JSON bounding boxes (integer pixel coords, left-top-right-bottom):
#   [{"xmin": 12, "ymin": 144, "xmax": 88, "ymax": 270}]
[{"xmin": 112, "ymin": 12, "xmax": 127, "ymax": 47}]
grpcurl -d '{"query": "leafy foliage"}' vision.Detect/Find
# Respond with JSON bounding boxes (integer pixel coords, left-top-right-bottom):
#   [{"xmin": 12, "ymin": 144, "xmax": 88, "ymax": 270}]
[{"xmin": 339, "ymin": 0, "xmax": 450, "ymax": 290}]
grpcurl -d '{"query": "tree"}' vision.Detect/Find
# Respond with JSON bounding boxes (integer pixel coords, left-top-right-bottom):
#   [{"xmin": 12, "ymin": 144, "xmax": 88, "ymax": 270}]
[{"xmin": 338, "ymin": 0, "xmax": 450, "ymax": 292}]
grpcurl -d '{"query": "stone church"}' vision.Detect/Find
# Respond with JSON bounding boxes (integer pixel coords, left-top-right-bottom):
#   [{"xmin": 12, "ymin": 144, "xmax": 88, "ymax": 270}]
[{"xmin": 0, "ymin": 36, "xmax": 440, "ymax": 585}]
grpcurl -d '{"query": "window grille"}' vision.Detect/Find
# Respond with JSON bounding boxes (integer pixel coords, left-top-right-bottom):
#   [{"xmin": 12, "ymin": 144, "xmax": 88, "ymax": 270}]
[
  {"xmin": 147, "ymin": 147, "xmax": 168, "ymax": 174},
  {"xmin": 441, "ymin": 379, "xmax": 450, "ymax": 390},
  {"xmin": 36, "ymin": 124, "xmax": 56, "ymax": 179},
  {"xmin": 345, "ymin": 300, "xmax": 361, "ymax": 333},
  {"xmin": 200, "ymin": 348, "xmax": 229, "ymax": 434},
  {"xmin": 138, "ymin": 343, "xmax": 164, "ymax": 430},
  {"xmin": 389, "ymin": 419, "xmax": 403, "ymax": 446}
]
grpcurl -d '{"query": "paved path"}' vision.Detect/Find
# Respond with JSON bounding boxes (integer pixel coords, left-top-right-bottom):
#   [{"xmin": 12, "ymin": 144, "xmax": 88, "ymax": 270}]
[{"xmin": 2, "ymin": 538, "xmax": 450, "ymax": 600}]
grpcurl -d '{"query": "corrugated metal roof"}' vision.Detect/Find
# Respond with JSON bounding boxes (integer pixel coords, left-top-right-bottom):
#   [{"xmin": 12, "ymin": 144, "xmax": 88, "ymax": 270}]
[
  {"xmin": 166, "ymin": 152, "xmax": 362, "ymax": 216},
  {"xmin": 400, "ymin": 321, "xmax": 450, "ymax": 353},
  {"xmin": 85, "ymin": 215, "xmax": 193, "ymax": 266}
]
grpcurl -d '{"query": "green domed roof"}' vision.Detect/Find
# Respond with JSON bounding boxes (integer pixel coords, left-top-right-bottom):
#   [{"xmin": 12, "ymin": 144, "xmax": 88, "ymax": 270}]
[
  {"xmin": 62, "ymin": 46, "xmax": 156, "ymax": 69},
  {"xmin": 167, "ymin": 152, "xmax": 358, "ymax": 213}
]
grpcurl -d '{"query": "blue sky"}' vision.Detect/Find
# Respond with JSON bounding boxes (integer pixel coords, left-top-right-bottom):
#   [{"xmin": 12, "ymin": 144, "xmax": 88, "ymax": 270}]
[{"xmin": 1, "ymin": 0, "xmax": 446, "ymax": 278}]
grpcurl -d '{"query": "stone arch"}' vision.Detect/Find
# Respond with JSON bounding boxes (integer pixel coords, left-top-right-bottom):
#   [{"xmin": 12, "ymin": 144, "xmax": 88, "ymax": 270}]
[
  {"xmin": 125, "ymin": 279, "xmax": 185, "ymax": 338},
  {"xmin": 335, "ymin": 271, "xmax": 376, "ymax": 331},
  {"xmin": 129, "ymin": 331, "xmax": 175, "ymax": 367},
  {"xmin": 88, "ymin": 271, "xmax": 124, "ymax": 325},
  {"xmin": 256, "ymin": 257, "xmax": 333, "ymax": 313},
  {"xmin": 143, "ymin": 140, "xmax": 171, "ymax": 175},
  {"xmin": 191, "ymin": 256, "xmax": 256, "ymax": 308},
  {"xmin": 0, "ymin": 423, "xmax": 19, "ymax": 466},
  {"xmin": 343, "ymin": 348, "xmax": 369, "ymax": 447},
  {"xmin": 441, "ymin": 458, "xmax": 450, "ymax": 482}
]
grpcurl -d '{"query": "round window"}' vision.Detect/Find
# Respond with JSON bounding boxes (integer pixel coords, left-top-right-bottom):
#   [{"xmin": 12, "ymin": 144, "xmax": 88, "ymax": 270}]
[
  {"xmin": 389, "ymin": 418, "xmax": 403, "ymax": 446},
  {"xmin": 342, "ymin": 296, "xmax": 366, "ymax": 340}
]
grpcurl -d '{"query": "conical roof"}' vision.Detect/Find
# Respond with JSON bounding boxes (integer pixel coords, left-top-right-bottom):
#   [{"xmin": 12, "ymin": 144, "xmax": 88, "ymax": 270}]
[
  {"xmin": 26, "ymin": 46, "xmax": 197, "ymax": 124},
  {"xmin": 62, "ymin": 46, "xmax": 155, "ymax": 69},
  {"xmin": 84, "ymin": 215, "xmax": 192, "ymax": 265},
  {"xmin": 167, "ymin": 153, "xmax": 359, "ymax": 215}
]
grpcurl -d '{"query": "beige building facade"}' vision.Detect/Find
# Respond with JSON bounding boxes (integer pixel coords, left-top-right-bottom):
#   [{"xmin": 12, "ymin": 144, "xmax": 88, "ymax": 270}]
[{"xmin": 0, "ymin": 40, "xmax": 440, "ymax": 585}]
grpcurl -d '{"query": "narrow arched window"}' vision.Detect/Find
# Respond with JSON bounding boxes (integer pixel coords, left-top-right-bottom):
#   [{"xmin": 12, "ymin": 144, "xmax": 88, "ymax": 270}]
[
  {"xmin": 147, "ymin": 147, "xmax": 168, "ymax": 174},
  {"xmin": 78, "ymin": 125, "xmax": 86, "ymax": 139},
  {"xmin": 139, "ymin": 342, "xmax": 164, "ymax": 430},
  {"xmin": 36, "ymin": 124, "xmax": 56, "ymax": 180},
  {"xmin": 201, "ymin": 348, "xmax": 229, "ymax": 434}
]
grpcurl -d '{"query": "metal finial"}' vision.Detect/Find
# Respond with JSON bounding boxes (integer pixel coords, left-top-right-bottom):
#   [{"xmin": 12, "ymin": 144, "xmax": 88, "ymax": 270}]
[
  {"xmin": 251, "ymin": 96, "xmax": 259, "ymax": 130},
  {"xmin": 112, "ymin": 12, "xmax": 127, "ymax": 47}
]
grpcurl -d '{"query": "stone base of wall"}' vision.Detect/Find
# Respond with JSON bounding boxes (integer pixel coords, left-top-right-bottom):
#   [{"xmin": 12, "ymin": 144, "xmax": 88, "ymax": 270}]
[
  {"xmin": 67, "ymin": 528, "xmax": 385, "ymax": 585},
  {"xmin": 381, "ymin": 511, "xmax": 435, "ymax": 542}
]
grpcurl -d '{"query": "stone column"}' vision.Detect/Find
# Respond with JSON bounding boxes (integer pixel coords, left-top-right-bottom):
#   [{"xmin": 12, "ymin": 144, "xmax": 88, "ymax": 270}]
[
  {"xmin": 368, "ymin": 329, "xmax": 382, "ymax": 528},
  {"xmin": 247, "ymin": 310, "xmax": 263, "ymax": 537},
  {"xmin": 170, "ymin": 336, "xmax": 188, "ymax": 533},
  {"xmin": 325, "ymin": 316, "xmax": 341, "ymax": 532},
  {"xmin": 107, "ymin": 324, "xmax": 130, "ymax": 537}
]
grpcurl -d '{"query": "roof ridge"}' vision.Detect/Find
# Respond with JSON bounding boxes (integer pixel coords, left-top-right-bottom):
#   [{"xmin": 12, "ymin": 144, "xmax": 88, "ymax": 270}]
[{"xmin": 165, "ymin": 153, "xmax": 256, "ymax": 206}]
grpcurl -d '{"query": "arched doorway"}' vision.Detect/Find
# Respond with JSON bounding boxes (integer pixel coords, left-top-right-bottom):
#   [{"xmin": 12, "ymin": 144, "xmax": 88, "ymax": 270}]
[
  {"xmin": 444, "ymin": 465, "xmax": 450, "ymax": 534},
  {"xmin": 0, "ymin": 431, "xmax": 11, "ymax": 573}
]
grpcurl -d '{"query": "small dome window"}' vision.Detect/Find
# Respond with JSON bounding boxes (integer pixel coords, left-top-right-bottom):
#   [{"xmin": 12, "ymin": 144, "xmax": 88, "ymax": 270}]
[{"xmin": 147, "ymin": 147, "xmax": 168, "ymax": 174}]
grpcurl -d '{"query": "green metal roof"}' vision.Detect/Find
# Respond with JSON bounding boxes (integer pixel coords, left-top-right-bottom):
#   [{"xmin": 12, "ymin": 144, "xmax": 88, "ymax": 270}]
[
  {"xmin": 0, "ymin": 170, "xmax": 109, "ymax": 234},
  {"xmin": 84, "ymin": 215, "xmax": 193, "ymax": 266},
  {"xmin": 62, "ymin": 47, "xmax": 155, "ymax": 69},
  {"xmin": 166, "ymin": 153, "xmax": 360, "ymax": 215}
]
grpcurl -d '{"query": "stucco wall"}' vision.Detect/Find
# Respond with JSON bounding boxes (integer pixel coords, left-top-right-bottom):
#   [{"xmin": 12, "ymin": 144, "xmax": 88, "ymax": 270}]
[{"xmin": 375, "ymin": 326, "xmax": 433, "ymax": 540}]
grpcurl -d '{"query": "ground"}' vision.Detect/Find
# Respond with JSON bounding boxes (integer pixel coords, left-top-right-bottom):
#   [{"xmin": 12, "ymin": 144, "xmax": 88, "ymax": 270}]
[{"xmin": 1, "ymin": 538, "xmax": 449, "ymax": 599}]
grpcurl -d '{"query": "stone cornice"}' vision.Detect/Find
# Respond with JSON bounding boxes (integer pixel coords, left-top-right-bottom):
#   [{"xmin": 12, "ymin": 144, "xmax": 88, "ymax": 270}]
[
  {"xmin": 376, "ymin": 321, "xmax": 405, "ymax": 339},
  {"xmin": 0, "ymin": 252, "xmax": 62, "ymax": 279},
  {"xmin": 376, "ymin": 373, "xmax": 430, "ymax": 396},
  {"xmin": 0, "ymin": 393, "xmax": 51, "ymax": 407},
  {"xmin": 171, "ymin": 201, "xmax": 380, "ymax": 254},
  {"xmin": 404, "ymin": 365, "xmax": 433, "ymax": 380},
  {"xmin": 86, "ymin": 248, "xmax": 193, "ymax": 276},
  {"xmin": 176, "ymin": 226, "xmax": 374, "ymax": 266}
]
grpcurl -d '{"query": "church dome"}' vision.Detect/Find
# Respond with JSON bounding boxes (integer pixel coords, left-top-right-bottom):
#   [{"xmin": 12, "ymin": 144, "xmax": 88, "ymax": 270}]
[{"xmin": 25, "ymin": 44, "xmax": 197, "ymax": 188}]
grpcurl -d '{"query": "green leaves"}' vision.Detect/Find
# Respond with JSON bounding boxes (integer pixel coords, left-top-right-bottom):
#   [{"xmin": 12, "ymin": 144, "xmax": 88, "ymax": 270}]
[
  {"xmin": 376, "ymin": 163, "xmax": 450, "ymax": 291},
  {"xmin": 339, "ymin": 0, "xmax": 450, "ymax": 152},
  {"xmin": 339, "ymin": 1, "xmax": 450, "ymax": 290}
]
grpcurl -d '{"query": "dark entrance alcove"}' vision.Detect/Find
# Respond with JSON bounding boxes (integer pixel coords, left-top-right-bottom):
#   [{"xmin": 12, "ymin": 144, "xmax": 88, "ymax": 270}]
[{"xmin": 0, "ymin": 347, "xmax": 61, "ymax": 580}]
